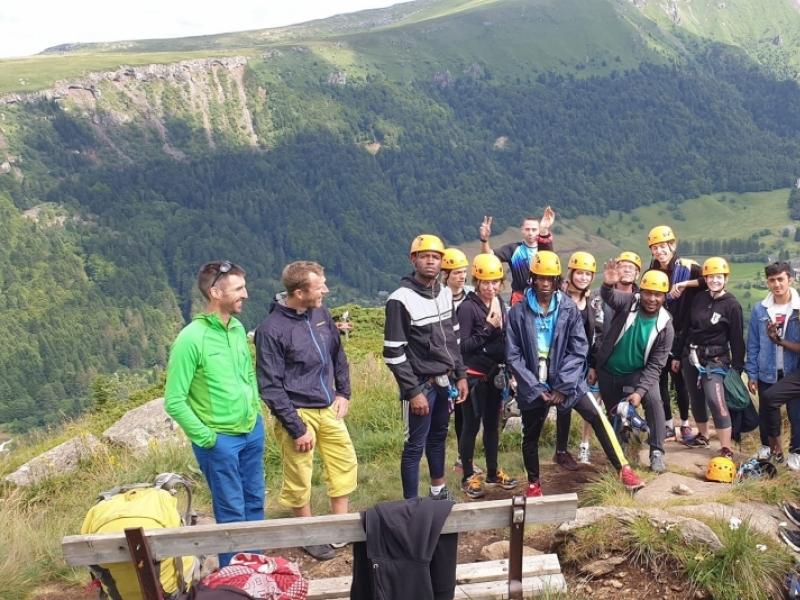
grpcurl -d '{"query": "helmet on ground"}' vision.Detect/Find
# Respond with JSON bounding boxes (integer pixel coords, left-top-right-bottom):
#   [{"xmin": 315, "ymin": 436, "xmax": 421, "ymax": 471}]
[
  {"xmin": 648, "ymin": 225, "xmax": 676, "ymax": 246},
  {"xmin": 706, "ymin": 456, "xmax": 736, "ymax": 483},
  {"xmin": 702, "ymin": 256, "xmax": 730, "ymax": 277},
  {"xmin": 639, "ymin": 270, "xmax": 669, "ymax": 293},
  {"xmin": 568, "ymin": 251, "xmax": 596, "ymax": 273},
  {"xmin": 617, "ymin": 251, "xmax": 642, "ymax": 270},
  {"xmin": 530, "ymin": 251, "xmax": 561, "ymax": 277},
  {"xmin": 472, "ymin": 253, "xmax": 504, "ymax": 280},
  {"xmin": 442, "ymin": 248, "xmax": 468, "ymax": 270},
  {"xmin": 734, "ymin": 458, "xmax": 778, "ymax": 483},
  {"xmin": 410, "ymin": 234, "xmax": 444, "ymax": 255}
]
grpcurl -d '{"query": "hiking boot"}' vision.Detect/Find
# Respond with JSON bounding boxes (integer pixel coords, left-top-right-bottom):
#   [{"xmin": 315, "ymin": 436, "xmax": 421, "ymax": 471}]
[
  {"xmin": 756, "ymin": 445, "xmax": 771, "ymax": 461},
  {"xmin": 683, "ymin": 433, "xmax": 709, "ymax": 448},
  {"xmin": 525, "ymin": 481, "xmax": 543, "ymax": 498},
  {"xmin": 302, "ymin": 544, "xmax": 336, "ymax": 561},
  {"xmin": 680, "ymin": 425, "xmax": 695, "ymax": 443},
  {"xmin": 719, "ymin": 447, "xmax": 734, "ymax": 459},
  {"xmin": 461, "ymin": 474, "xmax": 485, "ymax": 499},
  {"xmin": 783, "ymin": 503, "xmax": 800, "ymax": 528},
  {"xmin": 788, "ymin": 452, "xmax": 800, "ymax": 471},
  {"xmin": 554, "ymin": 450, "xmax": 579, "ymax": 471},
  {"xmin": 664, "ymin": 426, "xmax": 677, "ymax": 442},
  {"xmin": 578, "ymin": 442, "xmax": 591, "ymax": 465},
  {"xmin": 780, "ymin": 526, "xmax": 800, "ymax": 553},
  {"xmin": 485, "ymin": 468, "xmax": 518, "ymax": 490},
  {"xmin": 619, "ymin": 465, "xmax": 645, "ymax": 491},
  {"xmin": 429, "ymin": 486, "xmax": 455, "ymax": 501}
]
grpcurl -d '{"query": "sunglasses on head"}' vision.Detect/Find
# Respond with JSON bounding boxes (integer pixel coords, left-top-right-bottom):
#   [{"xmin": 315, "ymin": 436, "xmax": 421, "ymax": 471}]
[{"xmin": 210, "ymin": 261, "xmax": 233, "ymax": 288}]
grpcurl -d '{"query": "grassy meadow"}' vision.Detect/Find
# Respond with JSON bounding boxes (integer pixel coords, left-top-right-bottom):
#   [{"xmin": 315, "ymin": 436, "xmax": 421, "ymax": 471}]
[{"xmin": 1, "ymin": 303, "xmax": 799, "ymax": 598}]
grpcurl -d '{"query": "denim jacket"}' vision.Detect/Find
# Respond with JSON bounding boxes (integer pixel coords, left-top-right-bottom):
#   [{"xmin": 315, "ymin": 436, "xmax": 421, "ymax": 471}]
[{"xmin": 745, "ymin": 291, "xmax": 800, "ymax": 384}]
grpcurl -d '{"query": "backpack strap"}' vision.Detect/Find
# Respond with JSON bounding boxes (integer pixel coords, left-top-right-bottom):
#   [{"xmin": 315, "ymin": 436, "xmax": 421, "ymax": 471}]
[{"xmin": 89, "ymin": 565, "xmax": 123, "ymax": 600}]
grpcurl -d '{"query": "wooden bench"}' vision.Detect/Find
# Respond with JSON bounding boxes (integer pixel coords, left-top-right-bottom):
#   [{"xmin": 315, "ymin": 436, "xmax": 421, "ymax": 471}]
[{"xmin": 63, "ymin": 493, "xmax": 578, "ymax": 599}]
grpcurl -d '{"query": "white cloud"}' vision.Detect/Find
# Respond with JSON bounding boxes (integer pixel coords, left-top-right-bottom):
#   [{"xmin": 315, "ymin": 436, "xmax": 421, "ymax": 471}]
[{"xmin": 0, "ymin": 1, "xmax": 401, "ymax": 58}]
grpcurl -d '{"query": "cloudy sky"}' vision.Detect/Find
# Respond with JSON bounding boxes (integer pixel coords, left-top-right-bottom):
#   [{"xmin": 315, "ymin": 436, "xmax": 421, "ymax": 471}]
[{"xmin": 0, "ymin": 1, "xmax": 402, "ymax": 58}]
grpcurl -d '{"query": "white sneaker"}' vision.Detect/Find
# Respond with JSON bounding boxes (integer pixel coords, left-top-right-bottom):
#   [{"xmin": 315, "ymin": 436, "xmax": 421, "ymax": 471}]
[
  {"xmin": 788, "ymin": 452, "xmax": 800, "ymax": 471},
  {"xmin": 578, "ymin": 442, "xmax": 591, "ymax": 464},
  {"xmin": 756, "ymin": 445, "xmax": 771, "ymax": 461}
]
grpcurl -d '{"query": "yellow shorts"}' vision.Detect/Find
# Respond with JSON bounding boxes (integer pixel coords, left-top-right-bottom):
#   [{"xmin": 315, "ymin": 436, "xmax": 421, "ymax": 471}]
[{"xmin": 273, "ymin": 406, "xmax": 358, "ymax": 508}]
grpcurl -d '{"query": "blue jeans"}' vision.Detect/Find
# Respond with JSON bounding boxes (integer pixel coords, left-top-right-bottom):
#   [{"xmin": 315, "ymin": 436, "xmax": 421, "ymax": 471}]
[
  {"xmin": 401, "ymin": 381, "xmax": 451, "ymax": 499},
  {"xmin": 192, "ymin": 415, "xmax": 265, "ymax": 566}
]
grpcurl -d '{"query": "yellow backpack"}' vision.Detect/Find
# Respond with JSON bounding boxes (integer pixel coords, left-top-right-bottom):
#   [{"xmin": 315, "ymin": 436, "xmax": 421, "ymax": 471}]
[{"xmin": 80, "ymin": 473, "xmax": 199, "ymax": 599}]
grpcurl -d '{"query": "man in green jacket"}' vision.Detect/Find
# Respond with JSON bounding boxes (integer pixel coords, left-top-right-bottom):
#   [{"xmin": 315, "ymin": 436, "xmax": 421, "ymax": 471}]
[{"xmin": 164, "ymin": 260, "xmax": 264, "ymax": 567}]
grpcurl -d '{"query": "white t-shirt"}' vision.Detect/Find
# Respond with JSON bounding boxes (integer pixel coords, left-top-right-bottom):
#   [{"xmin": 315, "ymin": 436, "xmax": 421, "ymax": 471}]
[{"xmin": 768, "ymin": 302, "xmax": 791, "ymax": 371}]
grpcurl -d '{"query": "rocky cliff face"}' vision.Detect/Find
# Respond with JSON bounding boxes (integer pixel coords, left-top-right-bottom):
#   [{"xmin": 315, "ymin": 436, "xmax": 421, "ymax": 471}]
[{"xmin": 1, "ymin": 57, "xmax": 264, "ymax": 163}]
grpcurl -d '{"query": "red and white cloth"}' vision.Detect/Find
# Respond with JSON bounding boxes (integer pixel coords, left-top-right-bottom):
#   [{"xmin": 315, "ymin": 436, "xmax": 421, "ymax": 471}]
[{"xmin": 202, "ymin": 553, "xmax": 308, "ymax": 600}]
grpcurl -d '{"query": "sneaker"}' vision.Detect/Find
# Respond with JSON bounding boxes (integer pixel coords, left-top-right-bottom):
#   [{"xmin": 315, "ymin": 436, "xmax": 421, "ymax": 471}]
[
  {"xmin": 680, "ymin": 425, "xmax": 695, "ymax": 443},
  {"xmin": 578, "ymin": 442, "xmax": 591, "ymax": 465},
  {"xmin": 525, "ymin": 481, "xmax": 543, "ymax": 498},
  {"xmin": 788, "ymin": 453, "xmax": 800, "ymax": 471},
  {"xmin": 783, "ymin": 503, "xmax": 800, "ymax": 528},
  {"xmin": 756, "ymin": 445, "xmax": 772, "ymax": 461},
  {"xmin": 780, "ymin": 526, "xmax": 800, "ymax": 553},
  {"xmin": 485, "ymin": 468, "xmax": 518, "ymax": 490},
  {"xmin": 429, "ymin": 486, "xmax": 455, "ymax": 501},
  {"xmin": 650, "ymin": 450, "xmax": 667, "ymax": 473},
  {"xmin": 683, "ymin": 433, "xmax": 710, "ymax": 448},
  {"xmin": 620, "ymin": 465, "xmax": 645, "ymax": 491},
  {"xmin": 302, "ymin": 544, "xmax": 336, "ymax": 561},
  {"xmin": 461, "ymin": 474, "xmax": 485, "ymax": 499},
  {"xmin": 719, "ymin": 447, "xmax": 734, "ymax": 459},
  {"xmin": 329, "ymin": 541, "xmax": 348, "ymax": 549},
  {"xmin": 665, "ymin": 426, "xmax": 677, "ymax": 441},
  {"xmin": 554, "ymin": 450, "xmax": 579, "ymax": 471}
]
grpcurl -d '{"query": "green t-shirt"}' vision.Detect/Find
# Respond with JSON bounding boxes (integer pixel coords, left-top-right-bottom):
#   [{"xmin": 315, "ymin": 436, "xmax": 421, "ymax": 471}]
[{"xmin": 605, "ymin": 313, "xmax": 658, "ymax": 376}]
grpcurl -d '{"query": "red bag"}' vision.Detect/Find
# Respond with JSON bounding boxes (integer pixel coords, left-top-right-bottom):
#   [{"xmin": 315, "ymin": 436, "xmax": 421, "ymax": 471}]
[{"xmin": 201, "ymin": 553, "xmax": 308, "ymax": 600}]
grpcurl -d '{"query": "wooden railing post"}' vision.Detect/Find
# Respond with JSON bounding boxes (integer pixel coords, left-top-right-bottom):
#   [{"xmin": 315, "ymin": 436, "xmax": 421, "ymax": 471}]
[
  {"xmin": 125, "ymin": 527, "xmax": 164, "ymax": 600},
  {"xmin": 508, "ymin": 495, "xmax": 526, "ymax": 599}
]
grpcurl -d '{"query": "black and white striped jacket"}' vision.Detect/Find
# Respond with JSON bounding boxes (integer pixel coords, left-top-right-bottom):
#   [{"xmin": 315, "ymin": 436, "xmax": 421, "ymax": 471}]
[{"xmin": 383, "ymin": 274, "xmax": 466, "ymax": 400}]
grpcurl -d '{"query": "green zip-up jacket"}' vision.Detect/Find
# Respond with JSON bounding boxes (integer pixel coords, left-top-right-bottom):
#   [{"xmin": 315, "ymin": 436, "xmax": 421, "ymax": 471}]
[{"xmin": 164, "ymin": 313, "xmax": 260, "ymax": 448}]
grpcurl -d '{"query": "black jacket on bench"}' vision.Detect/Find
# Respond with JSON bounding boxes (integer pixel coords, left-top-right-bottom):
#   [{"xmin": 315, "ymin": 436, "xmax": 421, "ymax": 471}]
[{"xmin": 350, "ymin": 497, "xmax": 458, "ymax": 600}]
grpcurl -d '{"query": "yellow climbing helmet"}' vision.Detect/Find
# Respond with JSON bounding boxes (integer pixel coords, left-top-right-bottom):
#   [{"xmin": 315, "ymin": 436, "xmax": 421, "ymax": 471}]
[
  {"xmin": 530, "ymin": 250, "xmax": 562, "ymax": 277},
  {"xmin": 410, "ymin": 234, "xmax": 445, "ymax": 255},
  {"xmin": 568, "ymin": 251, "xmax": 597, "ymax": 273},
  {"xmin": 472, "ymin": 253, "xmax": 504, "ymax": 280},
  {"xmin": 617, "ymin": 251, "xmax": 642, "ymax": 270},
  {"xmin": 648, "ymin": 225, "xmax": 676, "ymax": 247},
  {"xmin": 639, "ymin": 270, "xmax": 670, "ymax": 293},
  {"xmin": 706, "ymin": 456, "xmax": 736, "ymax": 484},
  {"xmin": 442, "ymin": 248, "xmax": 468, "ymax": 270},
  {"xmin": 702, "ymin": 256, "xmax": 730, "ymax": 277}
]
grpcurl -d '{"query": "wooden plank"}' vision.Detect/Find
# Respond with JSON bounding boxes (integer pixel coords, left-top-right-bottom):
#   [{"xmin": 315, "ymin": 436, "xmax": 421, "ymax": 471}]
[
  {"xmin": 316, "ymin": 574, "xmax": 568, "ymax": 600},
  {"xmin": 454, "ymin": 574, "xmax": 566, "ymax": 599},
  {"xmin": 62, "ymin": 494, "xmax": 577, "ymax": 566},
  {"xmin": 306, "ymin": 555, "xmax": 563, "ymax": 599},
  {"xmin": 124, "ymin": 528, "xmax": 164, "ymax": 600}
]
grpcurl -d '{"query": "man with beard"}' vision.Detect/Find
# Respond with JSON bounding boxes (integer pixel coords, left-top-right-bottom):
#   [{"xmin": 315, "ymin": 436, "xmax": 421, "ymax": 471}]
[
  {"xmin": 384, "ymin": 234, "xmax": 469, "ymax": 500},
  {"xmin": 256, "ymin": 261, "xmax": 357, "ymax": 561},
  {"xmin": 165, "ymin": 260, "xmax": 264, "ymax": 567}
]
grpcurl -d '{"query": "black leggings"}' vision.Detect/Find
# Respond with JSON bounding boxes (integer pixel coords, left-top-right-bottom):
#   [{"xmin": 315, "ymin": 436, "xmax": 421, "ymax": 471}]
[
  {"xmin": 521, "ymin": 394, "xmax": 623, "ymax": 483},
  {"xmin": 660, "ymin": 364, "xmax": 690, "ymax": 423},
  {"xmin": 459, "ymin": 378, "xmax": 500, "ymax": 480}
]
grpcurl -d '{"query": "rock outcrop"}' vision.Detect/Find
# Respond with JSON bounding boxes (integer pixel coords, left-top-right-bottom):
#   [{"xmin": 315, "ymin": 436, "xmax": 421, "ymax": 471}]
[
  {"xmin": 102, "ymin": 397, "xmax": 184, "ymax": 451},
  {"xmin": 4, "ymin": 434, "xmax": 102, "ymax": 486}
]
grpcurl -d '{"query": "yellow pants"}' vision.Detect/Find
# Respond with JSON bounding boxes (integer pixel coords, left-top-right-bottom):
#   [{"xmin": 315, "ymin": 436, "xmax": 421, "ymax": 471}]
[{"xmin": 273, "ymin": 406, "xmax": 358, "ymax": 508}]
